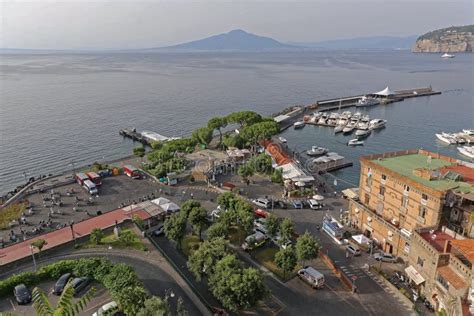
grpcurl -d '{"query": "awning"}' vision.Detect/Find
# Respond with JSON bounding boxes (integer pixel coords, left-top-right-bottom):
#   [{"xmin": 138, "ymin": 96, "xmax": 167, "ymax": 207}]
[
  {"xmin": 151, "ymin": 197, "xmax": 170, "ymax": 206},
  {"xmin": 352, "ymin": 234, "xmax": 370, "ymax": 245},
  {"xmin": 405, "ymin": 265, "xmax": 425, "ymax": 285},
  {"xmin": 342, "ymin": 188, "xmax": 359, "ymax": 199},
  {"xmin": 160, "ymin": 202, "xmax": 180, "ymax": 213}
]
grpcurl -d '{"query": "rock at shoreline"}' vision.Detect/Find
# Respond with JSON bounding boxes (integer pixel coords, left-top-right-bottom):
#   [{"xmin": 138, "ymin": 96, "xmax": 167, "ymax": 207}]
[{"xmin": 412, "ymin": 25, "xmax": 474, "ymax": 53}]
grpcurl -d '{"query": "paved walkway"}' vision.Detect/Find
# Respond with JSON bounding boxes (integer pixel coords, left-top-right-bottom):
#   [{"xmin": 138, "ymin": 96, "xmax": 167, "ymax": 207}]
[{"xmin": 0, "ymin": 207, "xmax": 149, "ymax": 266}]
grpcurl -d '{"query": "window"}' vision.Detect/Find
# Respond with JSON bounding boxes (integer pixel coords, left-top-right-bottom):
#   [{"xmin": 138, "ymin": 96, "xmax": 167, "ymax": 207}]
[
  {"xmin": 382, "ymin": 174, "xmax": 387, "ymax": 181},
  {"xmin": 422, "ymin": 193, "xmax": 428, "ymax": 200},
  {"xmin": 379, "ymin": 185, "xmax": 385, "ymax": 196},
  {"xmin": 404, "ymin": 185, "xmax": 410, "ymax": 192},
  {"xmin": 436, "ymin": 274, "xmax": 449, "ymax": 290},
  {"xmin": 401, "ymin": 195, "xmax": 408, "ymax": 208},
  {"xmin": 364, "ymin": 193, "xmax": 370, "ymax": 205},
  {"xmin": 419, "ymin": 206, "xmax": 427, "ymax": 219},
  {"xmin": 417, "ymin": 257, "xmax": 424, "ymax": 267},
  {"xmin": 366, "ymin": 175, "xmax": 372, "ymax": 187}
]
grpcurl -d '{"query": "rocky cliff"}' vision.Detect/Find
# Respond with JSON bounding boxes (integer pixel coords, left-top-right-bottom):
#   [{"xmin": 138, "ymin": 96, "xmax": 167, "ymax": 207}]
[{"xmin": 412, "ymin": 25, "xmax": 474, "ymax": 53}]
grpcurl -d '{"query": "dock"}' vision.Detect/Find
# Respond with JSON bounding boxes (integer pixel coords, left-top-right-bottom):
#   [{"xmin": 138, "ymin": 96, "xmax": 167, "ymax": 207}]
[
  {"xmin": 119, "ymin": 128, "xmax": 148, "ymax": 144},
  {"xmin": 120, "ymin": 128, "xmax": 181, "ymax": 146}
]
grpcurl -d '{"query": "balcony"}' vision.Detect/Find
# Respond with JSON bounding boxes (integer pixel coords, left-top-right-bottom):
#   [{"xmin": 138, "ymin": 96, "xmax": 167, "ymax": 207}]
[
  {"xmin": 351, "ymin": 199, "xmax": 401, "ymax": 234},
  {"xmin": 378, "ymin": 194, "xmax": 385, "ymax": 201},
  {"xmin": 421, "ymin": 199, "xmax": 428, "ymax": 206},
  {"xmin": 417, "ymin": 216, "xmax": 426, "ymax": 224}
]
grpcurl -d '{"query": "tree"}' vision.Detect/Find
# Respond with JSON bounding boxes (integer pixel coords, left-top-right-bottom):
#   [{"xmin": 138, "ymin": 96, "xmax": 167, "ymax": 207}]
[
  {"xmin": 209, "ymin": 254, "xmax": 266, "ymax": 312},
  {"xmin": 238, "ymin": 164, "xmax": 254, "ymax": 182},
  {"xmin": 192, "ymin": 127, "xmax": 213, "ymax": 145},
  {"xmin": 180, "ymin": 200, "xmax": 201, "ymax": 219},
  {"xmin": 115, "ymin": 285, "xmax": 148, "ymax": 315},
  {"xmin": 31, "ymin": 239, "xmax": 47, "ymax": 255},
  {"xmin": 89, "ymin": 228, "xmax": 104, "ymax": 245},
  {"xmin": 249, "ymin": 154, "xmax": 272, "ymax": 174},
  {"xmin": 118, "ymin": 230, "xmax": 136, "ymax": 245},
  {"xmin": 32, "ymin": 281, "xmax": 96, "ymax": 316},
  {"xmin": 205, "ymin": 221, "xmax": 229, "ymax": 240},
  {"xmin": 239, "ymin": 121, "xmax": 279, "ymax": 146},
  {"xmin": 188, "ymin": 206, "xmax": 208, "ymax": 240},
  {"xmin": 188, "ymin": 237, "xmax": 228, "ymax": 281},
  {"xmin": 176, "ymin": 296, "xmax": 188, "ymax": 316},
  {"xmin": 217, "ymin": 192, "xmax": 237, "ymax": 211},
  {"xmin": 133, "ymin": 146, "xmax": 146, "ymax": 157},
  {"xmin": 222, "ymin": 134, "xmax": 244, "ymax": 149},
  {"xmin": 265, "ymin": 214, "xmax": 279, "ymax": 238},
  {"xmin": 271, "ymin": 168, "xmax": 283, "ymax": 184},
  {"xmin": 226, "ymin": 111, "xmax": 262, "ymax": 128},
  {"xmin": 274, "ymin": 246, "xmax": 297, "ymax": 279},
  {"xmin": 207, "ymin": 117, "xmax": 227, "ymax": 145},
  {"xmin": 164, "ymin": 212, "xmax": 187, "ymax": 249},
  {"xmin": 295, "ymin": 231, "xmax": 319, "ymax": 265},
  {"xmin": 279, "ymin": 218, "xmax": 295, "ymax": 244},
  {"xmin": 137, "ymin": 296, "xmax": 170, "ymax": 316}
]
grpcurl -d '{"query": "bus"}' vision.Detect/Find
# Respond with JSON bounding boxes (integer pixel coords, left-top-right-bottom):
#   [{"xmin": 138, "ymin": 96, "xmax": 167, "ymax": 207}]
[
  {"xmin": 123, "ymin": 165, "xmax": 141, "ymax": 179},
  {"xmin": 83, "ymin": 180, "xmax": 98, "ymax": 195},
  {"xmin": 86, "ymin": 172, "xmax": 102, "ymax": 186},
  {"xmin": 322, "ymin": 219, "xmax": 344, "ymax": 239},
  {"xmin": 75, "ymin": 173, "xmax": 90, "ymax": 185}
]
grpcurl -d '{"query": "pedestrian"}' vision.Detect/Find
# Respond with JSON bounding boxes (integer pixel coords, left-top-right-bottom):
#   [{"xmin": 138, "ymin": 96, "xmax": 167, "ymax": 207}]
[
  {"xmin": 346, "ymin": 251, "xmax": 349, "ymax": 259},
  {"xmin": 334, "ymin": 191, "xmax": 337, "ymax": 197},
  {"xmin": 190, "ymin": 192, "xmax": 194, "ymax": 199}
]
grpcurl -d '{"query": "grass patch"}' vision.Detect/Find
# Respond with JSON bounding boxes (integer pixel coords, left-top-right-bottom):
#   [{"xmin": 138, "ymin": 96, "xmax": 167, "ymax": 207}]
[
  {"xmin": 228, "ymin": 225, "xmax": 247, "ymax": 246},
  {"xmin": 252, "ymin": 246, "xmax": 299, "ymax": 282},
  {"xmin": 82, "ymin": 229, "xmax": 147, "ymax": 251},
  {"xmin": 0, "ymin": 202, "xmax": 27, "ymax": 229},
  {"xmin": 181, "ymin": 234, "xmax": 201, "ymax": 257}
]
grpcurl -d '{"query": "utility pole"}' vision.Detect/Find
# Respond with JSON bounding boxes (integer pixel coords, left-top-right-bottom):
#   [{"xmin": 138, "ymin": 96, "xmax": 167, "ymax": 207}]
[{"xmin": 30, "ymin": 246, "xmax": 37, "ymax": 271}]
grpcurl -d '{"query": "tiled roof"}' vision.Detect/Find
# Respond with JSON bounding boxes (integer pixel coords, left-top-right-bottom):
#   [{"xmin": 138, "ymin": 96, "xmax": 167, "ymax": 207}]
[
  {"xmin": 419, "ymin": 230, "xmax": 454, "ymax": 252},
  {"xmin": 450, "ymin": 239, "xmax": 474, "ymax": 263},
  {"xmin": 261, "ymin": 140, "xmax": 293, "ymax": 166},
  {"xmin": 437, "ymin": 265, "xmax": 467, "ymax": 290}
]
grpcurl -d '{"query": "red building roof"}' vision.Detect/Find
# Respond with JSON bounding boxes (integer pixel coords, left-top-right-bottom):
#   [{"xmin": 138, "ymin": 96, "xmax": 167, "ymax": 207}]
[
  {"xmin": 419, "ymin": 230, "xmax": 454, "ymax": 252},
  {"xmin": 439, "ymin": 165, "xmax": 474, "ymax": 184},
  {"xmin": 261, "ymin": 140, "xmax": 292, "ymax": 166}
]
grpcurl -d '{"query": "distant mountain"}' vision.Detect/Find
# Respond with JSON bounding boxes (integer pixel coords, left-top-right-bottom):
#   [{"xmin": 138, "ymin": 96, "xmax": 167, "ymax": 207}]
[
  {"xmin": 290, "ymin": 35, "xmax": 418, "ymax": 50},
  {"xmin": 155, "ymin": 29, "xmax": 296, "ymax": 51},
  {"xmin": 412, "ymin": 25, "xmax": 474, "ymax": 53}
]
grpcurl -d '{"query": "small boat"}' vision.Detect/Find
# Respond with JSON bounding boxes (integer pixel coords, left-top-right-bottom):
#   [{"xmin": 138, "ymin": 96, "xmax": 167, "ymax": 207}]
[
  {"xmin": 368, "ymin": 119, "xmax": 387, "ymax": 130},
  {"xmin": 342, "ymin": 125, "xmax": 355, "ymax": 134},
  {"xmin": 462, "ymin": 129, "xmax": 474, "ymax": 136},
  {"xmin": 294, "ymin": 121, "xmax": 305, "ymax": 129},
  {"xmin": 334, "ymin": 125, "xmax": 344, "ymax": 134},
  {"xmin": 357, "ymin": 96, "xmax": 379, "ymax": 107},
  {"xmin": 306, "ymin": 146, "xmax": 328, "ymax": 157},
  {"xmin": 348, "ymin": 139, "xmax": 364, "ymax": 146},
  {"xmin": 313, "ymin": 112, "xmax": 323, "ymax": 119},
  {"xmin": 457, "ymin": 146, "xmax": 474, "ymax": 159},
  {"xmin": 278, "ymin": 137, "xmax": 287, "ymax": 143},
  {"xmin": 355, "ymin": 129, "xmax": 371, "ymax": 138},
  {"xmin": 436, "ymin": 133, "xmax": 457, "ymax": 144},
  {"xmin": 441, "ymin": 53, "xmax": 455, "ymax": 58},
  {"xmin": 356, "ymin": 122, "xmax": 369, "ymax": 130}
]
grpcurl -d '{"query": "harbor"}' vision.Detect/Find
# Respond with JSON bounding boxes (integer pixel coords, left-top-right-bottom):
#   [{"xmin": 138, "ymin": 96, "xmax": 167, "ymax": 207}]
[{"xmin": 119, "ymin": 128, "xmax": 181, "ymax": 146}]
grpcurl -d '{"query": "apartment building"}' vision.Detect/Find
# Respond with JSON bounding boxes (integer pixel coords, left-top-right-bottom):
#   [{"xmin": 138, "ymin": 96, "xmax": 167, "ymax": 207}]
[{"xmin": 348, "ymin": 149, "xmax": 473, "ymax": 260}]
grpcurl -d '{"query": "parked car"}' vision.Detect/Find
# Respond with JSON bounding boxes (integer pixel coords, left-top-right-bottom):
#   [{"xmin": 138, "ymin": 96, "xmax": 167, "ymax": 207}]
[
  {"xmin": 292, "ymin": 200, "xmax": 303, "ymax": 209},
  {"xmin": 272, "ymin": 235, "xmax": 292, "ymax": 249},
  {"xmin": 53, "ymin": 273, "xmax": 72, "ymax": 295},
  {"xmin": 71, "ymin": 277, "xmax": 92, "ymax": 297},
  {"xmin": 297, "ymin": 266, "xmax": 325, "ymax": 289},
  {"xmin": 93, "ymin": 301, "xmax": 122, "ymax": 316},
  {"xmin": 273, "ymin": 200, "xmax": 287, "ymax": 209},
  {"xmin": 13, "ymin": 284, "xmax": 31, "ymax": 304},
  {"xmin": 152, "ymin": 225, "xmax": 164, "ymax": 236},
  {"xmin": 308, "ymin": 199, "xmax": 323, "ymax": 210},
  {"xmin": 252, "ymin": 198, "xmax": 271, "ymax": 209},
  {"xmin": 241, "ymin": 231, "xmax": 267, "ymax": 251},
  {"xmin": 346, "ymin": 245, "xmax": 361, "ymax": 256},
  {"xmin": 374, "ymin": 252, "xmax": 397, "ymax": 263},
  {"xmin": 253, "ymin": 218, "xmax": 266, "ymax": 230}
]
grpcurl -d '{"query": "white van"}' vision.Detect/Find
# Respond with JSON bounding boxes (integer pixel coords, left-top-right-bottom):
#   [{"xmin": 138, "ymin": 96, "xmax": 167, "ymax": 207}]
[
  {"xmin": 83, "ymin": 180, "xmax": 98, "ymax": 195},
  {"xmin": 308, "ymin": 199, "xmax": 322, "ymax": 210},
  {"xmin": 241, "ymin": 231, "xmax": 266, "ymax": 251},
  {"xmin": 93, "ymin": 301, "xmax": 118, "ymax": 316},
  {"xmin": 252, "ymin": 198, "xmax": 271, "ymax": 209},
  {"xmin": 298, "ymin": 266, "xmax": 325, "ymax": 289}
]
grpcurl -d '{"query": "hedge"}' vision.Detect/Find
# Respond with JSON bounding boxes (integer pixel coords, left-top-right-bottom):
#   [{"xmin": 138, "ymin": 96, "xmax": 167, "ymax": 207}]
[{"xmin": 0, "ymin": 257, "xmax": 147, "ymax": 315}]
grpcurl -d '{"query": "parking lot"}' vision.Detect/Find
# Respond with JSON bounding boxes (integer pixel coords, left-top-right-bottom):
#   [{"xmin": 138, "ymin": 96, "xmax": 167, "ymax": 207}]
[{"xmin": 0, "ymin": 280, "xmax": 112, "ymax": 316}]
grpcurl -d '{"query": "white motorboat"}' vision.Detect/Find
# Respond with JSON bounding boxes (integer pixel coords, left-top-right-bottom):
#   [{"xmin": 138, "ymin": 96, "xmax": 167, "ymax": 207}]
[
  {"xmin": 356, "ymin": 122, "xmax": 369, "ymax": 130},
  {"xmin": 327, "ymin": 118, "xmax": 337, "ymax": 127},
  {"xmin": 357, "ymin": 96, "xmax": 380, "ymax": 107},
  {"xmin": 442, "ymin": 132, "xmax": 465, "ymax": 144},
  {"xmin": 343, "ymin": 125, "xmax": 355, "ymax": 134},
  {"xmin": 313, "ymin": 112, "xmax": 323, "ymax": 119},
  {"xmin": 436, "ymin": 133, "xmax": 457, "ymax": 144},
  {"xmin": 317, "ymin": 117, "xmax": 327, "ymax": 124},
  {"xmin": 441, "ymin": 53, "xmax": 455, "ymax": 58},
  {"xmin": 337, "ymin": 117, "xmax": 349, "ymax": 126},
  {"xmin": 462, "ymin": 129, "xmax": 474, "ymax": 136},
  {"xmin": 368, "ymin": 119, "xmax": 387, "ymax": 130},
  {"xmin": 307, "ymin": 146, "xmax": 328, "ymax": 157},
  {"xmin": 278, "ymin": 137, "xmax": 287, "ymax": 143},
  {"xmin": 361, "ymin": 115, "xmax": 370, "ymax": 122},
  {"xmin": 348, "ymin": 139, "xmax": 364, "ymax": 146},
  {"xmin": 355, "ymin": 129, "xmax": 371, "ymax": 138},
  {"xmin": 341, "ymin": 111, "xmax": 352, "ymax": 118},
  {"xmin": 294, "ymin": 121, "xmax": 305, "ymax": 129},
  {"xmin": 334, "ymin": 125, "xmax": 344, "ymax": 134},
  {"xmin": 329, "ymin": 112, "xmax": 340, "ymax": 119},
  {"xmin": 458, "ymin": 146, "xmax": 474, "ymax": 159},
  {"xmin": 352, "ymin": 112, "xmax": 362, "ymax": 120}
]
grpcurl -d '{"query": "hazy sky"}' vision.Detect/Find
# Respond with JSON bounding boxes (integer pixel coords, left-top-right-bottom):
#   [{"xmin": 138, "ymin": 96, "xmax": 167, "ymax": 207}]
[{"xmin": 1, "ymin": 0, "xmax": 473, "ymax": 49}]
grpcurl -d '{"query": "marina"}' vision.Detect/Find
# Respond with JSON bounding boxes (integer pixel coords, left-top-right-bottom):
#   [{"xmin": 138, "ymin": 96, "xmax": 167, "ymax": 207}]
[{"xmin": 119, "ymin": 128, "xmax": 181, "ymax": 146}]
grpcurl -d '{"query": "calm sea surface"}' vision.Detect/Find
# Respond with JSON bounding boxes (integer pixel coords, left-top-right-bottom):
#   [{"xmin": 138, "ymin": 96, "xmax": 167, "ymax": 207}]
[{"xmin": 0, "ymin": 51, "xmax": 472, "ymax": 193}]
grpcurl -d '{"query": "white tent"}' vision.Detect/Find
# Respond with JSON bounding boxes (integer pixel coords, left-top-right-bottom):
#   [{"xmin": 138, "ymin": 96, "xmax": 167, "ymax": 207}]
[
  {"xmin": 161, "ymin": 202, "xmax": 180, "ymax": 214},
  {"xmin": 151, "ymin": 197, "xmax": 170, "ymax": 206},
  {"xmin": 373, "ymin": 86, "xmax": 395, "ymax": 97},
  {"xmin": 352, "ymin": 234, "xmax": 370, "ymax": 245}
]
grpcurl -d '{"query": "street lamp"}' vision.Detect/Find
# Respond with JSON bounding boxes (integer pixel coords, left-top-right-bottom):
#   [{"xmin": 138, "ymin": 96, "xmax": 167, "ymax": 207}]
[
  {"xmin": 164, "ymin": 288, "xmax": 175, "ymax": 301},
  {"xmin": 30, "ymin": 245, "xmax": 37, "ymax": 271}
]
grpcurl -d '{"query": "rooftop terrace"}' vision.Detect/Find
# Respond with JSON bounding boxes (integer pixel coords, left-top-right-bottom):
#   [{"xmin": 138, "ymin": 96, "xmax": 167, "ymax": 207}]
[
  {"xmin": 420, "ymin": 230, "xmax": 454, "ymax": 252},
  {"xmin": 369, "ymin": 152, "xmax": 473, "ymax": 193}
]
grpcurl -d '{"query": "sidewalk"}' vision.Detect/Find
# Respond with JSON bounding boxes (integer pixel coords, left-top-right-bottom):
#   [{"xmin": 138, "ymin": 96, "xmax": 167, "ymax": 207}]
[{"xmin": 0, "ymin": 207, "xmax": 150, "ymax": 266}]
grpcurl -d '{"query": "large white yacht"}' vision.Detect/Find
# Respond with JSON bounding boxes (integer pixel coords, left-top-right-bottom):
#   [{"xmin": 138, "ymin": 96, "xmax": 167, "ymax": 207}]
[
  {"xmin": 368, "ymin": 119, "xmax": 387, "ymax": 130},
  {"xmin": 357, "ymin": 96, "xmax": 379, "ymax": 107}
]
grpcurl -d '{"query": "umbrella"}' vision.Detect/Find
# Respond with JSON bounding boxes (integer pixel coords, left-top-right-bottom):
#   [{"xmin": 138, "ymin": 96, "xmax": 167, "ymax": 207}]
[
  {"xmin": 312, "ymin": 195, "xmax": 324, "ymax": 201},
  {"xmin": 161, "ymin": 202, "xmax": 180, "ymax": 213},
  {"xmin": 295, "ymin": 181, "xmax": 306, "ymax": 187},
  {"xmin": 151, "ymin": 197, "xmax": 170, "ymax": 206}
]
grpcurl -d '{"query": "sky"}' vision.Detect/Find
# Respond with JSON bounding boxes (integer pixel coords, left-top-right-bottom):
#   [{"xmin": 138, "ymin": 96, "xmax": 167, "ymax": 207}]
[{"xmin": 1, "ymin": 0, "xmax": 473, "ymax": 49}]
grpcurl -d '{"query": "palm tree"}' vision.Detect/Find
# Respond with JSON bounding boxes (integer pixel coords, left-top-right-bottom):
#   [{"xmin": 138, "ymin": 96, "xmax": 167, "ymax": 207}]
[{"xmin": 32, "ymin": 281, "xmax": 96, "ymax": 316}]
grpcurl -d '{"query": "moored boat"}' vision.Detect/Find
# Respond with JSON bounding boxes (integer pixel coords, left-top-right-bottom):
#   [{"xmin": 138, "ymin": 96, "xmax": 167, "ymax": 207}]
[
  {"xmin": 294, "ymin": 121, "xmax": 305, "ymax": 129},
  {"xmin": 457, "ymin": 146, "xmax": 474, "ymax": 159},
  {"xmin": 368, "ymin": 119, "xmax": 387, "ymax": 130},
  {"xmin": 278, "ymin": 137, "xmax": 287, "ymax": 143},
  {"xmin": 462, "ymin": 129, "xmax": 474, "ymax": 136},
  {"xmin": 356, "ymin": 96, "xmax": 379, "ymax": 107},
  {"xmin": 306, "ymin": 146, "xmax": 328, "ymax": 157},
  {"xmin": 441, "ymin": 53, "xmax": 455, "ymax": 58},
  {"xmin": 436, "ymin": 133, "xmax": 456, "ymax": 144},
  {"xmin": 348, "ymin": 139, "xmax": 364, "ymax": 146},
  {"xmin": 334, "ymin": 125, "xmax": 344, "ymax": 134},
  {"xmin": 355, "ymin": 129, "xmax": 371, "ymax": 138}
]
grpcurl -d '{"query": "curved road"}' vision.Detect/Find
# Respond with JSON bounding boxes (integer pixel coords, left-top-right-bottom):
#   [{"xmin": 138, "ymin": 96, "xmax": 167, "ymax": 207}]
[{"xmin": 1, "ymin": 251, "xmax": 203, "ymax": 316}]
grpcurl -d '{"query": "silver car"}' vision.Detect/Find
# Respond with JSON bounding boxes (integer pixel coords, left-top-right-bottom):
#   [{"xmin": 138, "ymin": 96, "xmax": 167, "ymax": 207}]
[{"xmin": 374, "ymin": 252, "xmax": 397, "ymax": 263}]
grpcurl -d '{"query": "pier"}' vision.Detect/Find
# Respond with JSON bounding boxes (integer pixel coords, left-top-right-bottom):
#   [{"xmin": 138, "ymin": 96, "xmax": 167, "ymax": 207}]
[{"xmin": 119, "ymin": 128, "xmax": 149, "ymax": 145}]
